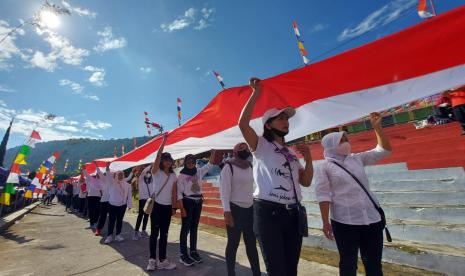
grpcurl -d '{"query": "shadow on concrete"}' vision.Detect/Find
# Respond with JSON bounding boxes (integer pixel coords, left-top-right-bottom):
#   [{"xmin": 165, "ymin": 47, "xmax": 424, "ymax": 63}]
[
  {"xmin": 0, "ymin": 228, "xmax": 34, "ymax": 244},
  {"xmin": 29, "ymin": 211, "xmax": 65, "ymax": 217},
  {"xmin": 76, "ymin": 217, "xmax": 261, "ymax": 275}
]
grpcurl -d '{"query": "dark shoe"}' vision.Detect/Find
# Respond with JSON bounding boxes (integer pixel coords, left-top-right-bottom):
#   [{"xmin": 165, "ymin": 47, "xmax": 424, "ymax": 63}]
[
  {"xmin": 190, "ymin": 251, "xmax": 203, "ymax": 263},
  {"xmin": 179, "ymin": 254, "xmax": 195, "ymax": 267}
]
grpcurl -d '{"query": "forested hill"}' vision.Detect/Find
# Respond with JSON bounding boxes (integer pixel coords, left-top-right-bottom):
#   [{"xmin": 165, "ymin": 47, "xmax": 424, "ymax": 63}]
[{"xmin": 4, "ymin": 136, "xmax": 152, "ymax": 174}]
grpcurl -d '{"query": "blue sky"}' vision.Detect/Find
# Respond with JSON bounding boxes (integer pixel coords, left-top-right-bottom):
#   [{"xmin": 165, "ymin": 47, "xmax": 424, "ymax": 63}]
[{"xmin": 0, "ymin": 0, "xmax": 463, "ymax": 148}]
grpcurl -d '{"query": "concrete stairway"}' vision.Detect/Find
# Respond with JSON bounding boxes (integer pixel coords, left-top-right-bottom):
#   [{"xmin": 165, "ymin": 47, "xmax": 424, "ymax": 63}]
[{"xmin": 197, "ymin": 163, "xmax": 465, "ymax": 275}]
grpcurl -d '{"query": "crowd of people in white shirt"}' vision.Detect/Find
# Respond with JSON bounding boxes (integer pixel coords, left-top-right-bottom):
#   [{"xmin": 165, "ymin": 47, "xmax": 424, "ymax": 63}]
[{"xmin": 55, "ymin": 78, "xmax": 392, "ymax": 276}]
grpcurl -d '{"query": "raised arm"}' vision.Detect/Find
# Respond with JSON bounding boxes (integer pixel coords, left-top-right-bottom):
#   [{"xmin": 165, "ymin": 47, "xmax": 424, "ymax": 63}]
[
  {"xmin": 151, "ymin": 134, "xmax": 168, "ymax": 174},
  {"xmin": 371, "ymin": 112, "xmax": 392, "ymax": 151},
  {"xmin": 296, "ymin": 144, "xmax": 314, "ymax": 187},
  {"xmin": 238, "ymin": 78, "xmax": 261, "ymax": 152}
]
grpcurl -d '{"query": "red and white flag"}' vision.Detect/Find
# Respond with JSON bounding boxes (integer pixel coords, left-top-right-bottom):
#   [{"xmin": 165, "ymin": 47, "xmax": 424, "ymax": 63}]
[{"xmin": 110, "ymin": 6, "xmax": 465, "ymax": 171}]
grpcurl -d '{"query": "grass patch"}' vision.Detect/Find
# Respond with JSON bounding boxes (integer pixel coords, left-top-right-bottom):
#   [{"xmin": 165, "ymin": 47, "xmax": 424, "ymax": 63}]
[{"xmin": 173, "ymin": 219, "xmax": 444, "ymax": 276}]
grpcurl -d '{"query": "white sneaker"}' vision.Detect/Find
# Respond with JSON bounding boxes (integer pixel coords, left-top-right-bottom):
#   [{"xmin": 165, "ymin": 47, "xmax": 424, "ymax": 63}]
[
  {"xmin": 115, "ymin": 234, "xmax": 125, "ymax": 242},
  {"xmin": 146, "ymin": 258, "xmax": 157, "ymax": 271},
  {"xmin": 158, "ymin": 259, "xmax": 176, "ymax": 270},
  {"xmin": 141, "ymin": 230, "xmax": 150, "ymax": 238},
  {"xmin": 133, "ymin": 231, "xmax": 140, "ymax": 241},
  {"xmin": 104, "ymin": 235, "xmax": 113, "ymax": 244}
]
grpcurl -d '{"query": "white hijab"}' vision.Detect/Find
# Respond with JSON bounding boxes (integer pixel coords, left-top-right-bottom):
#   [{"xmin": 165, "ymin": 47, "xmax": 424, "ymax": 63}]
[{"xmin": 321, "ymin": 132, "xmax": 347, "ymax": 161}]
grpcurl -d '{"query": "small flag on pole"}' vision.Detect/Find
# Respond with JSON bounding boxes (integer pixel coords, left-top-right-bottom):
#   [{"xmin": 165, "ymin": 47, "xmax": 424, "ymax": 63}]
[
  {"xmin": 418, "ymin": 0, "xmax": 435, "ymax": 18},
  {"xmin": 133, "ymin": 137, "xmax": 137, "ymax": 149},
  {"xmin": 114, "ymin": 146, "xmax": 117, "ymax": 158},
  {"xmin": 292, "ymin": 21, "xmax": 310, "ymax": 65},
  {"xmin": 144, "ymin": 111, "xmax": 152, "ymax": 136},
  {"xmin": 63, "ymin": 158, "xmax": 69, "ymax": 172},
  {"xmin": 212, "ymin": 71, "xmax": 226, "ymax": 89},
  {"xmin": 177, "ymin": 97, "xmax": 182, "ymax": 126}
]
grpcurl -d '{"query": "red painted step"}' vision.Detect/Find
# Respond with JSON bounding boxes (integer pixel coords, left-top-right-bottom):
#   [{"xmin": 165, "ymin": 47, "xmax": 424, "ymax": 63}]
[
  {"xmin": 202, "ymin": 205, "xmax": 224, "ymax": 215},
  {"xmin": 204, "ymin": 198, "xmax": 222, "ymax": 205},
  {"xmin": 203, "ymin": 191, "xmax": 221, "ymax": 199}
]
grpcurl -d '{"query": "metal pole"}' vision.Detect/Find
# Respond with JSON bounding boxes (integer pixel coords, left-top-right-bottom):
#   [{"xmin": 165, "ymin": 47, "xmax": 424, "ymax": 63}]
[{"xmin": 429, "ymin": 0, "xmax": 437, "ymax": 16}]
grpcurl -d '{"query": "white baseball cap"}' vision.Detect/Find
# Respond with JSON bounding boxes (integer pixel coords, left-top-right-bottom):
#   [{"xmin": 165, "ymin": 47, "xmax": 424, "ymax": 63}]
[{"xmin": 262, "ymin": 107, "xmax": 296, "ymax": 125}]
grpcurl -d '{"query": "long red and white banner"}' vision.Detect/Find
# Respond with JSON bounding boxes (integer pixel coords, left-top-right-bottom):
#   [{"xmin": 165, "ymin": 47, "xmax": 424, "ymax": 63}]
[{"xmin": 111, "ymin": 5, "xmax": 465, "ymax": 171}]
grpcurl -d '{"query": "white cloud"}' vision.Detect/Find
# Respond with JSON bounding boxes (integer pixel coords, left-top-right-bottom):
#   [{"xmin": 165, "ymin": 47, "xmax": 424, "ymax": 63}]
[
  {"xmin": 140, "ymin": 67, "xmax": 152, "ymax": 74},
  {"xmin": 338, "ymin": 0, "xmax": 416, "ymax": 41},
  {"xmin": 0, "ymin": 84, "xmax": 15, "ymax": 93},
  {"xmin": 83, "ymin": 66, "xmax": 106, "ymax": 86},
  {"xmin": 59, "ymin": 79, "xmax": 99, "ymax": 100},
  {"xmin": 59, "ymin": 79, "xmax": 84, "ymax": 93},
  {"xmin": 83, "ymin": 120, "xmax": 112, "ymax": 130},
  {"xmin": 28, "ymin": 30, "xmax": 89, "ymax": 71},
  {"xmin": 85, "ymin": 95, "xmax": 99, "ymax": 101},
  {"xmin": 161, "ymin": 7, "xmax": 215, "ymax": 32},
  {"xmin": 309, "ymin": 23, "xmax": 329, "ymax": 34},
  {"xmin": 195, "ymin": 67, "xmax": 200, "ymax": 71},
  {"xmin": 0, "ymin": 20, "xmax": 26, "ymax": 70},
  {"xmin": 61, "ymin": 1, "xmax": 97, "ymax": 18},
  {"xmin": 94, "ymin": 27, "xmax": 127, "ymax": 52},
  {"xmin": 29, "ymin": 51, "xmax": 57, "ymax": 71},
  {"xmin": 0, "ymin": 101, "xmax": 112, "ymax": 143}
]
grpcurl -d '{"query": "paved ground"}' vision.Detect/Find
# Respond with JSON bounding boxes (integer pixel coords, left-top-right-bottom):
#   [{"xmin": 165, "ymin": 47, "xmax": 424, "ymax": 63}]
[{"xmin": 0, "ymin": 201, "xmax": 340, "ymax": 276}]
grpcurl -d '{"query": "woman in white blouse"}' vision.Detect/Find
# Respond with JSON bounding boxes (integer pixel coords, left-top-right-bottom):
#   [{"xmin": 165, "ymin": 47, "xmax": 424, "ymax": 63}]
[
  {"xmin": 220, "ymin": 142, "xmax": 261, "ymax": 276},
  {"xmin": 146, "ymin": 134, "xmax": 178, "ymax": 271},
  {"xmin": 239, "ymin": 77, "xmax": 314, "ymax": 276},
  {"xmin": 104, "ymin": 171, "xmax": 132, "ymax": 244},
  {"xmin": 315, "ymin": 112, "xmax": 391, "ymax": 276},
  {"xmin": 177, "ymin": 151, "xmax": 215, "ymax": 266}
]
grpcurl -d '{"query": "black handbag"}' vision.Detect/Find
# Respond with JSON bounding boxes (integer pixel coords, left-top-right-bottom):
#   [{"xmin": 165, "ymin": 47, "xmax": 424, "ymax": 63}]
[
  {"xmin": 273, "ymin": 143, "xmax": 309, "ymax": 237},
  {"xmin": 331, "ymin": 161, "xmax": 392, "ymax": 242}
]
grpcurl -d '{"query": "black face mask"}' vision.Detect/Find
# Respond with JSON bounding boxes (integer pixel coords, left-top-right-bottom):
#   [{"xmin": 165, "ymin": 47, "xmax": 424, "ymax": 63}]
[
  {"xmin": 271, "ymin": 128, "xmax": 288, "ymax": 138},
  {"xmin": 237, "ymin": 150, "xmax": 251, "ymax": 160}
]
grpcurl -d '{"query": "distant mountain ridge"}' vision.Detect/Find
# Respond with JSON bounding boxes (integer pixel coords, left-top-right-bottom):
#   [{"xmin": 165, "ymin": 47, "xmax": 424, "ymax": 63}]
[{"xmin": 3, "ymin": 136, "xmax": 152, "ymax": 174}]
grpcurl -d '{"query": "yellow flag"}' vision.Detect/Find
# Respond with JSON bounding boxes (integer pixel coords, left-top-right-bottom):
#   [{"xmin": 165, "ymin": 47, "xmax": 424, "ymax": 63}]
[
  {"xmin": 25, "ymin": 190, "xmax": 33, "ymax": 199},
  {"xmin": 0, "ymin": 193, "xmax": 11, "ymax": 206},
  {"xmin": 14, "ymin": 154, "xmax": 27, "ymax": 165}
]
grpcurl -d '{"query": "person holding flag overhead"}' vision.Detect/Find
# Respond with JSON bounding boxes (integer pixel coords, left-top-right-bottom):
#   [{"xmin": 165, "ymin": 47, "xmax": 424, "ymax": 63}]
[
  {"xmin": 146, "ymin": 134, "xmax": 178, "ymax": 271},
  {"xmin": 239, "ymin": 77, "xmax": 314, "ymax": 276}
]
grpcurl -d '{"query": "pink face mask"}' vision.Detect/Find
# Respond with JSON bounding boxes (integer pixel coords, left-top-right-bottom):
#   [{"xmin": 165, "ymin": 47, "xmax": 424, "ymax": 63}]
[{"xmin": 336, "ymin": 142, "xmax": 352, "ymax": 156}]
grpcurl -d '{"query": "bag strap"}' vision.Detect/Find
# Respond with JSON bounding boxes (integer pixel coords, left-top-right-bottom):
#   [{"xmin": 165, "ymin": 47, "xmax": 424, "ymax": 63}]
[
  {"xmin": 329, "ymin": 161, "xmax": 379, "ymax": 209},
  {"xmin": 153, "ymin": 173, "xmax": 171, "ymax": 200},
  {"xmin": 228, "ymin": 162, "xmax": 234, "ymax": 176},
  {"xmin": 271, "ymin": 142, "xmax": 300, "ymax": 205},
  {"xmin": 330, "ymin": 161, "xmax": 392, "ymax": 242}
]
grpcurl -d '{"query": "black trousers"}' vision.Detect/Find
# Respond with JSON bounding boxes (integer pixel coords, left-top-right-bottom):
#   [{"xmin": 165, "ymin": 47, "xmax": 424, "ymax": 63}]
[
  {"xmin": 79, "ymin": 197, "xmax": 86, "ymax": 213},
  {"xmin": 97, "ymin": 201, "xmax": 109, "ymax": 230},
  {"xmin": 453, "ymin": 104, "xmax": 465, "ymax": 131},
  {"xmin": 66, "ymin": 194, "xmax": 73, "ymax": 210},
  {"xmin": 107, "ymin": 204, "xmax": 127, "ymax": 235},
  {"xmin": 135, "ymin": 199, "xmax": 149, "ymax": 231},
  {"xmin": 180, "ymin": 198, "xmax": 203, "ymax": 255},
  {"xmin": 149, "ymin": 202, "xmax": 172, "ymax": 260},
  {"xmin": 226, "ymin": 203, "xmax": 261, "ymax": 276},
  {"xmin": 87, "ymin": 196, "xmax": 101, "ymax": 225},
  {"xmin": 331, "ymin": 220, "xmax": 384, "ymax": 276},
  {"xmin": 73, "ymin": 195, "xmax": 79, "ymax": 210},
  {"xmin": 253, "ymin": 200, "xmax": 302, "ymax": 276}
]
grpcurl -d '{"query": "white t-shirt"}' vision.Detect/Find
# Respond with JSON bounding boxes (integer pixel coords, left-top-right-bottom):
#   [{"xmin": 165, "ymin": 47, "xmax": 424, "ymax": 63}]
[
  {"xmin": 252, "ymin": 136, "xmax": 303, "ymax": 204},
  {"xmin": 177, "ymin": 164, "xmax": 212, "ymax": 200},
  {"xmin": 151, "ymin": 170, "xmax": 178, "ymax": 205},
  {"xmin": 108, "ymin": 180, "xmax": 132, "ymax": 208},
  {"xmin": 220, "ymin": 163, "xmax": 254, "ymax": 212}
]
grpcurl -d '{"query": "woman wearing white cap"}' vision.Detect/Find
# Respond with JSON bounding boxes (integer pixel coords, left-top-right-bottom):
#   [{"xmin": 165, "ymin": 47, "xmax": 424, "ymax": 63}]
[
  {"xmin": 238, "ymin": 77, "xmax": 314, "ymax": 276},
  {"xmin": 315, "ymin": 113, "xmax": 391, "ymax": 276}
]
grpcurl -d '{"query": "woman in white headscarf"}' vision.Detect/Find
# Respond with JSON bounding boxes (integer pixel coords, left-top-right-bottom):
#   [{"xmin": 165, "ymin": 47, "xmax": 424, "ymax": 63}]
[{"xmin": 315, "ymin": 112, "xmax": 391, "ymax": 276}]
